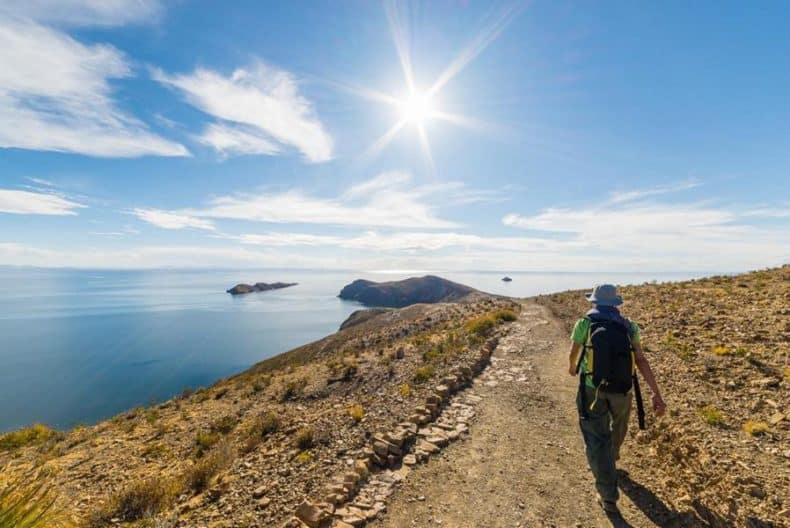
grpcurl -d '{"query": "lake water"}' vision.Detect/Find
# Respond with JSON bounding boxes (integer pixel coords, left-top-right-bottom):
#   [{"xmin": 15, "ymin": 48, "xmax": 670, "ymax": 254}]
[{"xmin": 0, "ymin": 268, "xmax": 706, "ymax": 432}]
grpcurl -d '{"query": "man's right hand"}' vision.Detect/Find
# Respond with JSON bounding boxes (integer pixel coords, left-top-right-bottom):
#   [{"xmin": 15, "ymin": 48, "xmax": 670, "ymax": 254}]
[{"xmin": 568, "ymin": 364, "xmax": 577, "ymax": 376}]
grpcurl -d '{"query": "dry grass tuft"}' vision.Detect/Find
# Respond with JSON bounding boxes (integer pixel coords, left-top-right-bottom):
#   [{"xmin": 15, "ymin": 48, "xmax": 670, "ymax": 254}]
[
  {"xmin": 89, "ymin": 477, "xmax": 179, "ymax": 526},
  {"xmin": 0, "ymin": 475, "xmax": 72, "ymax": 528},
  {"xmin": 742, "ymin": 420, "xmax": 769, "ymax": 436},
  {"xmin": 294, "ymin": 427, "xmax": 314, "ymax": 450},
  {"xmin": 347, "ymin": 404, "xmax": 365, "ymax": 423}
]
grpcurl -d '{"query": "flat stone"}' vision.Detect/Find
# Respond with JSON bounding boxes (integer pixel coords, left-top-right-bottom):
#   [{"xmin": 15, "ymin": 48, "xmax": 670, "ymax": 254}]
[{"xmin": 295, "ymin": 501, "xmax": 331, "ymax": 528}]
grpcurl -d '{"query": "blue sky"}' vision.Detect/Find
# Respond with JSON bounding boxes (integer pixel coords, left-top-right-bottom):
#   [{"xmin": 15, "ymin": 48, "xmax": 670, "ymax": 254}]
[{"xmin": 0, "ymin": 0, "xmax": 787, "ymax": 272}]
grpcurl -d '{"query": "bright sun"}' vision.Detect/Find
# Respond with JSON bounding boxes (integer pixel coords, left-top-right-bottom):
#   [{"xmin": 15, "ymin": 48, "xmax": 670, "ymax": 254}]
[{"xmin": 399, "ymin": 93, "xmax": 434, "ymax": 124}]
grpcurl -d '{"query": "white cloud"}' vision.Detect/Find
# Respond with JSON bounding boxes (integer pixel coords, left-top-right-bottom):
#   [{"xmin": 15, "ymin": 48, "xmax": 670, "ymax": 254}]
[
  {"xmin": 0, "ymin": 15, "xmax": 187, "ymax": 158},
  {"xmin": 502, "ymin": 198, "xmax": 790, "ymax": 268},
  {"xmin": 154, "ymin": 64, "xmax": 333, "ymax": 162},
  {"xmin": 198, "ymin": 123, "xmax": 281, "ymax": 157},
  {"xmin": 172, "ymin": 172, "xmax": 504, "ymax": 229},
  {"xmin": 343, "ymin": 171, "xmax": 413, "ymax": 199},
  {"xmin": 0, "ymin": 189, "xmax": 86, "ymax": 215},
  {"xmin": 0, "ymin": 0, "xmax": 162, "ymax": 27},
  {"xmin": 132, "ymin": 208, "xmax": 215, "ymax": 231},
  {"xmin": 608, "ymin": 179, "xmax": 700, "ymax": 204},
  {"xmin": 232, "ymin": 230, "xmax": 568, "ymax": 253},
  {"xmin": 741, "ymin": 206, "xmax": 790, "ymax": 218},
  {"xmin": 190, "ymin": 171, "xmax": 485, "ymax": 228}
]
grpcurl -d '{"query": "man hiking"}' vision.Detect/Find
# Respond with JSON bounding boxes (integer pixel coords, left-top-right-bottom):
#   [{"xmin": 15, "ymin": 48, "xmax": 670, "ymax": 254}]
[{"xmin": 568, "ymin": 284, "xmax": 666, "ymax": 516}]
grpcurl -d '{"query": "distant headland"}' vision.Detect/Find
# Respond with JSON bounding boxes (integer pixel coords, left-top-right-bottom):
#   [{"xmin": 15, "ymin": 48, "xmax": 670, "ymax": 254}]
[{"xmin": 338, "ymin": 275, "xmax": 478, "ymax": 308}]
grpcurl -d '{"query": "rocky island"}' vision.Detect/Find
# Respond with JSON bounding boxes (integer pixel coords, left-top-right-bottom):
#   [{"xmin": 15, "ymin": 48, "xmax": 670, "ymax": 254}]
[
  {"xmin": 226, "ymin": 282, "xmax": 297, "ymax": 295},
  {"xmin": 338, "ymin": 275, "xmax": 479, "ymax": 308}
]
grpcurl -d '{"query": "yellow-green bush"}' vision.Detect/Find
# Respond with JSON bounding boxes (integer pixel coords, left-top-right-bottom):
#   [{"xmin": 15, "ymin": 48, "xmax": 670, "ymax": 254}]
[
  {"xmin": 465, "ymin": 315, "xmax": 496, "ymax": 337},
  {"xmin": 0, "ymin": 424, "xmax": 59, "ymax": 452},
  {"xmin": 698, "ymin": 405, "xmax": 725, "ymax": 426},
  {"xmin": 294, "ymin": 451, "xmax": 312, "ymax": 464},
  {"xmin": 413, "ymin": 365, "xmax": 435, "ymax": 383},
  {"xmin": 743, "ymin": 420, "xmax": 769, "ymax": 436},
  {"xmin": 348, "ymin": 404, "xmax": 365, "ymax": 423},
  {"xmin": 398, "ymin": 383, "xmax": 411, "ymax": 397}
]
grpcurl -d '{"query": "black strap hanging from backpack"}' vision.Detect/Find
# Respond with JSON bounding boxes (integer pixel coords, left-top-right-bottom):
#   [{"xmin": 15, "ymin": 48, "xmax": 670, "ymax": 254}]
[{"xmin": 632, "ymin": 373, "xmax": 646, "ymax": 430}]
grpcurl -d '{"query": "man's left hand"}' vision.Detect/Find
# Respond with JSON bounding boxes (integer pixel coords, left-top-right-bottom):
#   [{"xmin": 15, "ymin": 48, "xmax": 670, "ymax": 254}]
[{"xmin": 652, "ymin": 394, "xmax": 666, "ymax": 416}]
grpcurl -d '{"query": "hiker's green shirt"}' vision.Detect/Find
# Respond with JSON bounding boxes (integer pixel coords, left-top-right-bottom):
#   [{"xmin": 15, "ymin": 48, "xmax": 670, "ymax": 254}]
[{"xmin": 571, "ymin": 318, "xmax": 641, "ymax": 388}]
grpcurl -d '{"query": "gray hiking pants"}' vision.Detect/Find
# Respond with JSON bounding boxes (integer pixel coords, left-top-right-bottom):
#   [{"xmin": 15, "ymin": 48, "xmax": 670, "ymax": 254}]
[{"xmin": 577, "ymin": 385, "xmax": 632, "ymax": 503}]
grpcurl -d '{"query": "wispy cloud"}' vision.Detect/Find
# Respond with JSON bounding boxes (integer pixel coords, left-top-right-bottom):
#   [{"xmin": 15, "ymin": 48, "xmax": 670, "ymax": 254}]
[
  {"xmin": 741, "ymin": 206, "xmax": 790, "ymax": 218},
  {"xmin": 154, "ymin": 63, "xmax": 333, "ymax": 163},
  {"xmin": 230, "ymin": 230, "xmax": 570, "ymax": 252},
  {"xmin": 608, "ymin": 179, "xmax": 701, "ymax": 204},
  {"xmin": 197, "ymin": 123, "xmax": 281, "ymax": 158},
  {"xmin": 0, "ymin": 189, "xmax": 86, "ymax": 215},
  {"xmin": 0, "ymin": 0, "xmax": 162, "ymax": 27},
  {"xmin": 179, "ymin": 172, "xmax": 503, "ymax": 229},
  {"xmin": 0, "ymin": 14, "xmax": 188, "ymax": 158},
  {"xmin": 131, "ymin": 208, "xmax": 215, "ymax": 231},
  {"xmin": 502, "ymin": 191, "xmax": 790, "ymax": 268}
]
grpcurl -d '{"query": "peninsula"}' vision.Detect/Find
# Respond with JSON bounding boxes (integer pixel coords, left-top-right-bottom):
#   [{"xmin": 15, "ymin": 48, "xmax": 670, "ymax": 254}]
[{"xmin": 338, "ymin": 275, "xmax": 478, "ymax": 308}]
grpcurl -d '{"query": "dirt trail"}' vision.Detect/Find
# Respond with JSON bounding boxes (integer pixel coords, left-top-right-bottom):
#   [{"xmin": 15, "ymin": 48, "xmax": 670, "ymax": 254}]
[{"xmin": 370, "ymin": 302, "xmax": 675, "ymax": 528}]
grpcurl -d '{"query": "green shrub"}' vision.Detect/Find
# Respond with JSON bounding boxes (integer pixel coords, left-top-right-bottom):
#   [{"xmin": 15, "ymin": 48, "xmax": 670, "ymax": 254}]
[
  {"xmin": 422, "ymin": 348, "xmax": 441, "ymax": 362},
  {"xmin": 413, "ymin": 365, "xmax": 435, "ymax": 383},
  {"xmin": 0, "ymin": 424, "xmax": 59, "ymax": 452},
  {"xmin": 465, "ymin": 315, "xmax": 496, "ymax": 337},
  {"xmin": 699, "ymin": 405, "xmax": 725, "ymax": 426}
]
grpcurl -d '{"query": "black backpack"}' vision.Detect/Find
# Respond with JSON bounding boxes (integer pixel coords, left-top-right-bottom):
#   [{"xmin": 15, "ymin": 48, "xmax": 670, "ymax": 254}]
[{"xmin": 582, "ymin": 316, "xmax": 634, "ymax": 394}]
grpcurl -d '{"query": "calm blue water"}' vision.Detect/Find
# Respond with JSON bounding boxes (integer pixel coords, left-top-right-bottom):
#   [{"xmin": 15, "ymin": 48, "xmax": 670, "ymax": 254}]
[{"xmin": 0, "ymin": 268, "xmax": 706, "ymax": 432}]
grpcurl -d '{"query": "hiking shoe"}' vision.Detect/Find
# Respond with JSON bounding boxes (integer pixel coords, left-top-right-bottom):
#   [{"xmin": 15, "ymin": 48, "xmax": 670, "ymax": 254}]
[{"xmin": 597, "ymin": 496, "xmax": 620, "ymax": 515}]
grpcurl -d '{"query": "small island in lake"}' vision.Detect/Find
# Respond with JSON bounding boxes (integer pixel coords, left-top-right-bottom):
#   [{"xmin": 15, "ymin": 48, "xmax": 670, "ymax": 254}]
[
  {"xmin": 226, "ymin": 282, "xmax": 297, "ymax": 295},
  {"xmin": 502, "ymin": 276, "xmax": 513, "ymax": 282}
]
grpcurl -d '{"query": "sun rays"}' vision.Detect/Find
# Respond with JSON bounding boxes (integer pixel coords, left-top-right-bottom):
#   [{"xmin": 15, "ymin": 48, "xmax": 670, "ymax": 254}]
[{"xmin": 355, "ymin": 1, "xmax": 525, "ymax": 170}]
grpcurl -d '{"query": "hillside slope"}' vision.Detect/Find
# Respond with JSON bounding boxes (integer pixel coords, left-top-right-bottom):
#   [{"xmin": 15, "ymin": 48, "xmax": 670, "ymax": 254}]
[{"xmin": 0, "ymin": 293, "xmax": 518, "ymax": 527}]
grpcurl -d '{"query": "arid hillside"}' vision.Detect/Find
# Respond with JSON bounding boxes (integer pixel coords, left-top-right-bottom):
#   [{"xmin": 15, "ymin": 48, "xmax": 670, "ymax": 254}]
[
  {"xmin": 0, "ymin": 294, "xmax": 519, "ymax": 528},
  {"xmin": 536, "ymin": 265, "xmax": 789, "ymax": 527}
]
